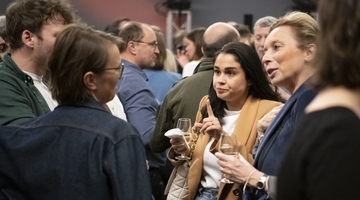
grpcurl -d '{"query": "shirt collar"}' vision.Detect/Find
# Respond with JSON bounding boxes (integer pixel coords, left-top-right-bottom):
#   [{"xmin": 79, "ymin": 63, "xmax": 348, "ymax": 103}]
[
  {"xmin": 3, "ymin": 53, "xmax": 34, "ymax": 85},
  {"xmin": 122, "ymin": 59, "xmax": 148, "ymax": 81}
]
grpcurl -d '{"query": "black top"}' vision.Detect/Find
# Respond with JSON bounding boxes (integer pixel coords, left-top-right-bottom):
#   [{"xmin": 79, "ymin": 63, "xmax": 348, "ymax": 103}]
[{"xmin": 277, "ymin": 107, "xmax": 360, "ymax": 200}]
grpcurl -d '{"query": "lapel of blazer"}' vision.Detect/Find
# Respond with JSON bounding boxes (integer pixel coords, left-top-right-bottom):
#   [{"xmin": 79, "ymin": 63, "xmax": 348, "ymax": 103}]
[
  {"xmin": 232, "ymin": 95, "xmax": 260, "ymax": 146},
  {"xmin": 254, "ymin": 88, "xmax": 303, "ymax": 161}
]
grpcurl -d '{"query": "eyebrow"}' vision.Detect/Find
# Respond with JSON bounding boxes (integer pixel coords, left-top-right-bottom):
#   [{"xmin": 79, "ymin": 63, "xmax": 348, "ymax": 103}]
[
  {"xmin": 214, "ymin": 66, "xmax": 239, "ymax": 70},
  {"xmin": 264, "ymin": 40, "xmax": 277, "ymax": 49}
]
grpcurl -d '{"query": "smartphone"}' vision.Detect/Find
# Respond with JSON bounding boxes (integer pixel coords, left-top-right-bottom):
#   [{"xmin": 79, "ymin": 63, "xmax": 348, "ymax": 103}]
[{"xmin": 177, "ymin": 45, "xmax": 186, "ymax": 51}]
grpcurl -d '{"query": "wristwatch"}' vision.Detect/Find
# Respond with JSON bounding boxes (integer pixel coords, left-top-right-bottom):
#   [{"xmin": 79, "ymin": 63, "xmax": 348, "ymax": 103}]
[{"xmin": 256, "ymin": 175, "xmax": 268, "ymax": 190}]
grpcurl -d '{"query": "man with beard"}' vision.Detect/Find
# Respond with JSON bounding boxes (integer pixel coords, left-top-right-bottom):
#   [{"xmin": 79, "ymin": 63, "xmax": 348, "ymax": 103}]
[
  {"xmin": 0, "ymin": 0, "xmax": 78, "ymax": 125},
  {"xmin": 117, "ymin": 22, "xmax": 166, "ymax": 200}
]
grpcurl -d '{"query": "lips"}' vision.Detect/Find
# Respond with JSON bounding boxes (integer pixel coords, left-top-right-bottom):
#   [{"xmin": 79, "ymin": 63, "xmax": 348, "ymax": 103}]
[
  {"xmin": 266, "ymin": 68, "xmax": 277, "ymax": 79},
  {"xmin": 216, "ymin": 88, "xmax": 227, "ymax": 93}
]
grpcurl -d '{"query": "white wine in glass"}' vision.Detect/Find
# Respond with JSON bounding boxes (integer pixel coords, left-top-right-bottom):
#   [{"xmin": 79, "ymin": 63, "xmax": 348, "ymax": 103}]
[
  {"xmin": 219, "ymin": 132, "xmax": 239, "ymax": 183},
  {"xmin": 175, "ymin": 118, "xmax": 192, "ymax": 160}
]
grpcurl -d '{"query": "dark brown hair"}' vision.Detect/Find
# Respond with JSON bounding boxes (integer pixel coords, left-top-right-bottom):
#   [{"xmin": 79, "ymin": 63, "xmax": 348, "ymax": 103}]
[
  {"xmin": 104, "ymin": 17, "xmax": 130, "ymax": 33},
  {"xmin": 150, "ymin": 26, "xmax": 166, "ymax": 70},
  {"xmin": 201, "ymin": 42, "xmax": 281, "ymax": 123},
  {"xmin": 312, "ymin": 0, "xmax": 360, "ymax": 89},
  {"xmin": 48, "ymin": 24, "xmax": 123, "ymax": 105},
  {"xmin": 185, "ymin": 27, "xmax": 205, "ymax": 60},
  {"xmin": 6, "ymin": 0, "xmax": 79, "ymax": 50}
]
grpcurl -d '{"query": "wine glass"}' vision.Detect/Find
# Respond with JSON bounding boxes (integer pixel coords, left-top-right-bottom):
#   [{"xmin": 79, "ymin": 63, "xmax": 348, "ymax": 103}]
[
  {"xmin": 219, "ymin": 132, "xmax": 239, "ymax": 183},
  {"xmin": 175, "ymin": 118, "xmax": 192, "ymax": 160}
]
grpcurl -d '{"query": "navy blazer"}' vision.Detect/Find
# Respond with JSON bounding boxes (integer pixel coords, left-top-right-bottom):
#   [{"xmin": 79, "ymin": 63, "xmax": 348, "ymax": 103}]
[{"xmin": 254, "ymin": 83, "xmax": 318, "ymax": 176}]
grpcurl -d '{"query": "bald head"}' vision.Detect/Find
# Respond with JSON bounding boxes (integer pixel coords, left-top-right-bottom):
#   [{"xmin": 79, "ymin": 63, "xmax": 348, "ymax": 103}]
[
  {"xmin": 202, "ymin": 22, "xmax": 240, "ymax": 58},
  {"xmin": 203, "ymin": 22, "xmax": 239, "ymax": 44}
]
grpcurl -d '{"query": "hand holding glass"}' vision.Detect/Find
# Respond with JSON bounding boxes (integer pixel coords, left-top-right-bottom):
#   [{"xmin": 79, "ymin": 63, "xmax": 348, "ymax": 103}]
[
  {"xmin": 219, "ymin": 132, "xmax": 239, "ymax": 183},
  {"xmin": 175, "ymin": 118, "xmax": 192, "ymax": 160}
]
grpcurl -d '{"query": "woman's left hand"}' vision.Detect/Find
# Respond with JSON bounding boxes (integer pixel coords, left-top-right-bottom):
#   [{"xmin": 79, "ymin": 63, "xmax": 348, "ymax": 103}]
[
  {"xmin": 215, "ymin": 152, "xmax": 262, "ymax": 185},
  {"xmin": 257, "ymin": 104, "xmax": 284, "ymax": 133}
]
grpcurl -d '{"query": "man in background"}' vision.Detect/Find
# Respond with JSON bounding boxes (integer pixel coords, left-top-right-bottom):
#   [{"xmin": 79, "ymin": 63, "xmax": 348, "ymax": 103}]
[
  {"xmin": 253, "ymin": 16, "xmax": 277, "ymax": 59},
  {"xmin": 117, "ymin": 22, "xmax": 166, "ymax": 200},
  {"xmin": 228, "ymin": 21, "xmax": 253, "ymax": 47},
  {"xmin": 0, "ymin": 0, "xmax": 78, "ymax": 125}
]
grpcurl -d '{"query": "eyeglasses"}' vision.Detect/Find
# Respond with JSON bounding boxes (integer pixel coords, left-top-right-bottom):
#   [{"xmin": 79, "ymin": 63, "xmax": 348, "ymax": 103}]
[
  {"xmin": 103, "ymin": 63, "xmax": 124, "ymax": 79},
  {"xmin": 133, "ymin": 40, "xmax": 158, "ymax": 49}
]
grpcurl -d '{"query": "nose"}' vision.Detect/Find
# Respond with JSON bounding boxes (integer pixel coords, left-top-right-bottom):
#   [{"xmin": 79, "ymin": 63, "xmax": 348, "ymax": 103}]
[
  {"xmin": 260, "ymin": 37, "xmax": 266, "ymax": 48},
  {"xmin": 154, "ymin": 46, "xmax": 159, "ymax": 54},
  {"xmin": 262, "ymin": 51, "xmax": 271, "ymax": 68},
  {"xmin": 217, "ymin": 74, "xmax": 226, "ymax": 84}
]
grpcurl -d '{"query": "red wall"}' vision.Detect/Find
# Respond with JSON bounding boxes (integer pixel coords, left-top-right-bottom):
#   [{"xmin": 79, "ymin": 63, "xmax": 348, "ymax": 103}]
[{"xmin": 72, "ymin": 0, "xmax": 166, "ymax": 32}]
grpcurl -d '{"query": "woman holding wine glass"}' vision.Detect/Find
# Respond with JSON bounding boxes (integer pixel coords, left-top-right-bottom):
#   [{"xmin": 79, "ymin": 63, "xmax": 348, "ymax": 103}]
[
  {"xmin": 215, "ymin": 12, "xmax": 319, "ymax": 200},
  {"xmin": 169, "ymin": 42, "xmax": 282, "ymax": 200}
]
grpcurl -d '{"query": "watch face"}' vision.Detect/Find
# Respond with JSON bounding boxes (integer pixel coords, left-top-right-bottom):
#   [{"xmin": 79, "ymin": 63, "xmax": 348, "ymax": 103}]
[
  {"xmin": 256, "ymin": 182, "xmax": 264, "ymax": 188},
  {"xmin": 257, "ymin": 176, "xmax": 267, "ymax": 190}
]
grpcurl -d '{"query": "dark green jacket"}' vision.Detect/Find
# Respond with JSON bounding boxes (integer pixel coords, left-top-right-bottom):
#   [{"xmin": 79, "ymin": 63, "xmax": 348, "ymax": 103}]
[
  {"xmin": 150, "ymin": 57, "xmax": 214, "ymax": 152},
  {"xmin": 0, "ymin": 53, "xmax": 50, "ymax": 125}
]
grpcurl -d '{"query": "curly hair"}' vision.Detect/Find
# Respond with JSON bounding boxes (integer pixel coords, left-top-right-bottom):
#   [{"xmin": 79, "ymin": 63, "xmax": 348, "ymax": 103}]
[{"xmin": 6, "ymin": 0, "xmax": 79, "ymax": 50}]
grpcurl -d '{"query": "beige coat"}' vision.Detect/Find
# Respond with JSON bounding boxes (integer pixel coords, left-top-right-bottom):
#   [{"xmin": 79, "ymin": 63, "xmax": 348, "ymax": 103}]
[{"xmin": 169, "ymin": 95, "xmax": 281, "ymax": 200}]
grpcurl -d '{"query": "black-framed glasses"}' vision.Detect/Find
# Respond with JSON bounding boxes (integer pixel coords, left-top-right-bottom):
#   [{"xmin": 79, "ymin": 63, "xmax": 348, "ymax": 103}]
[
  {"xmin": 103, "ymin": 63, "xmax": 124, "ymax": 78},
  {"xmin": 133, "ymin": 40, "xmax": 158, "ymax": 49}
]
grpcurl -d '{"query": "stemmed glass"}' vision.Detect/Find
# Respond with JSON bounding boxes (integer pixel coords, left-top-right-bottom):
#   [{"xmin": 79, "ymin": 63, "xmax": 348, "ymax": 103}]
[
  {"xmin": 175, "ymin": 118, "xmax": 192, "ymax": 160},
  {"xmin": 219, "ymin": 132, "xmax": 239, "ymax": 183}
]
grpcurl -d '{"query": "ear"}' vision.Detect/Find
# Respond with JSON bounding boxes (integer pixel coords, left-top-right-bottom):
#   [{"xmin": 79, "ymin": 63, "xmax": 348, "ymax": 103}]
[
  {"xmin": 304, "ymin": 44, "xmax": 316, "ymax": 62},
  {"xmin": 0, "ymin": 36, "xmax": 5, "ymax": 45},
  {"xmin": 22, "ymin": 30, "xmax": 35, "ymax": 48},
  {"xmin": 201, "ymin": 47, "xmax": 204, "ymax": 55},
  {"xmin": 247, "ymin": 80, "xmax": 252, "ymax": 86},
  {"xmin": 127, "ymin": 41, "xmax": 137, "ymax": 55},
  {"xmin": 83, "ymin": 71, "xmax": 98, "ymax": 91}
]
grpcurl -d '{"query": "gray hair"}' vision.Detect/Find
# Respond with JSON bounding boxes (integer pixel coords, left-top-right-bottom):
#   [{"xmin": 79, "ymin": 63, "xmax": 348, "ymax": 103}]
[
  {"xmin": 0, "ymin": 16, "xmax": 6, "ymax": 39},
  {"xmin": 254, "ymin": 16, "xmax": 277, "ymax": 28}
]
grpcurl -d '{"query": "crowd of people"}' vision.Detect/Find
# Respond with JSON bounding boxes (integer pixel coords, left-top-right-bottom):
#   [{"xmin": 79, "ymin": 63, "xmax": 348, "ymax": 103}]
[{"xmin": 0, "ymin": 0, "xmax": 359, "ymax": 199}]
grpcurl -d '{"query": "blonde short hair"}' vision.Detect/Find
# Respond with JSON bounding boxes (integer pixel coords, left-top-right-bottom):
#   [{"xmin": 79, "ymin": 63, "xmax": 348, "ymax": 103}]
[{"xmin": 270, "ymin": 11, "xmax": 319, "ymax": 50}]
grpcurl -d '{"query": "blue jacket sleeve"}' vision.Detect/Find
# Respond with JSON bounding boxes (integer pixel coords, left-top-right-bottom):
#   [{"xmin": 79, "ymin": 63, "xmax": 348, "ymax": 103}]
[{"xmin": 104, "ymin": 134, "xmax": 152, "ymax": 200}]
